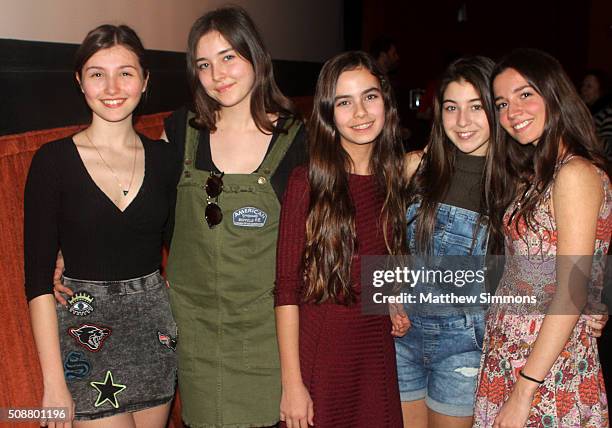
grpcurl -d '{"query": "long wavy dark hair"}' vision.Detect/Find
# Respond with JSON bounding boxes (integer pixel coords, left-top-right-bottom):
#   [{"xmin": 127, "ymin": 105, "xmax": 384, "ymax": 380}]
[
  {"xmin": 186, "ymin": 6, "xmax": 295, "ymax": 132},
  {"xmin": 409, "ymin": 56, "xmax": 496, "ymax": 254},
  {"xmin": 303, "ymin": 51, "xmax": 408, "ymax": 305},
  {"xmin": 487, "ymin": 48, "xmax": 610, "ymax": 252}
]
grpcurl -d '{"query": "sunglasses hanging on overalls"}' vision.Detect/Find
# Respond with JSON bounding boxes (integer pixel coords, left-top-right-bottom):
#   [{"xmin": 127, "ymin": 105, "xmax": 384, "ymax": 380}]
[{"xmin": 205, "ymin": 171, "xmax": 224, "ymax": 228}]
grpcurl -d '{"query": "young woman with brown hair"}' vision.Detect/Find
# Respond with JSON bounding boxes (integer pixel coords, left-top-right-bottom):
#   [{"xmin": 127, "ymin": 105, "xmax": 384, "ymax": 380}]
[
  {"xmin": 474, "ymin": 48, "xmax": 611, "ymax": 427},
  {"xmin": 275, "ymin": 51, "xmax": 409, "ymax": 428},
  {"xmin": 395, "ymin": 56, "xmax": 495, "ymax": 428},
  {"xmin": 26, "ymin": 25, "xmax": 177, "ymax": 427},
  {"xmin": 162, "ymin": 6, "xmax": 306, "ymax": 427}
]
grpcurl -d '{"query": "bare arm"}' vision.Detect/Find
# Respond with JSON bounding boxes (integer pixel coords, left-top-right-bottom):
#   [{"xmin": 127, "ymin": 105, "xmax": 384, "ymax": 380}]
[
  {"xmin": 525, "ymin": 160, "xmax": 602, "ymax": 367},
  {"xmin": 25, "ymin": 144, "xmax": 74, "ymax": 426},
  {"xmin": 276, "ymin": 305, "xmax": 313, "ymax": 427},
  {"xmin": 29, "ymin": 295, "xmax": 74, "ymax": 426},
  {"xmin": 403, "ymin": 150, "xmax": 424, "ymax": 181},
  {"xmin": 274, "ymin": 168, "xmax": 314, "ymax": 427},
  {"xmin": 494, "ymin": 158, "xmax": 604, "ymax": 427},
  {"xmin": 387, "ymin": 151, "xmax": 424, "ymax": 333}
]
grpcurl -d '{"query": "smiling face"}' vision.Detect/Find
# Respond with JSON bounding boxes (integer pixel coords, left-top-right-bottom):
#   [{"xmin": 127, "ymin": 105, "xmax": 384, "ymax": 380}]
[
  {"xmin": 195, "ymin": 30, "xmax": 255, "ymax": 109},
  {"xmin": 441, "ymin": 79, "xmax": 490, "ymax": 156},
  {"xmin": 77, "ymin": 45, "xmax": 147, "ymax": 124},
  {"xmin": 493, "ymin": 67, "xmax": 547, "ymax": 146},
  {"xmin": 333, "ymin": 67, "xmax": 385, "ymax": 151}
]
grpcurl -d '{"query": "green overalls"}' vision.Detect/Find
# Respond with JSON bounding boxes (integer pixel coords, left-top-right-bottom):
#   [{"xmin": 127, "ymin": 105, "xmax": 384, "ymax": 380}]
[{"xmin": 167, "ymin": 116, "xmax": 301, "ymax": 428}]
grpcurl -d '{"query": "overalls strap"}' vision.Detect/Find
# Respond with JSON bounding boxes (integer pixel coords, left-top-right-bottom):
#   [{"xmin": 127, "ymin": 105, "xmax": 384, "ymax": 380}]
[
  {"xmin": 183, "ymin": 111, "xmax": 199, "ymax": 171},
  {"xmin": 258, "ymin": 118, "xmax": 302, "ymax": 178},
  {"xmin": 182, "ymin": 113, "xmax": 302, "ymax": 179}
]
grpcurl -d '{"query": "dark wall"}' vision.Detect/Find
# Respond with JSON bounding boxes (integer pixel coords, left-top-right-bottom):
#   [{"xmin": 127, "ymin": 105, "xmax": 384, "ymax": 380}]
[
  {"xmin": 344, "ymin": 0, "xmax": 363, "ymax": 51},
  {"xmin": 587, "ymin": 0, "xmax": 612, "ymax": 73},
  {"xmin": 0, "ymin": 39, "xmax": 188, "ymax": 136},
  {"xmin": 360, "ymin": 0, "xmax": 601, "ymax": 148},
  {"xmin": 0, "ymin": 39, "xmax": 321, "ymax": 136},
  {"xmin": 361, "ymin": 0, "xmax": 594, "ymax": 90}
]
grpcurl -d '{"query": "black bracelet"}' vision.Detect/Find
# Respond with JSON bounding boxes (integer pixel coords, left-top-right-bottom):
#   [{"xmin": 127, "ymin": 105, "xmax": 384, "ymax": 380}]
[{"xmin": 519, "ymin": 369, "xmax": 544, "ymax": 385}]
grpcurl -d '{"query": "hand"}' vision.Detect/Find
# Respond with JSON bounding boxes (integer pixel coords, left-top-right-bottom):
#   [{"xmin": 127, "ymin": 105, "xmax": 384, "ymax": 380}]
[
  {"xmin": 52, "ymin": 251, "xmax": 73, "ymax": 306},
  {"xmin": 41, "ymin": 383, "xmax": 74, "ymax": 428},
  {"xmin": 585, "ymin": 302, "xmax": 608, "ymax": 338},
  {"xmin": 586, "ymin": 313, "xmax": 608, "ymax": 338},
  {"xmin": 493, "ymin": 378, "xmax": 537, "ymax": 428},
  {"xmin": 389, "ymin": 303, "xmax": 411, "ymax": 337},
  {"xmin": 280, "ymin": 382, "xmax": 314, "ymax": 428}
]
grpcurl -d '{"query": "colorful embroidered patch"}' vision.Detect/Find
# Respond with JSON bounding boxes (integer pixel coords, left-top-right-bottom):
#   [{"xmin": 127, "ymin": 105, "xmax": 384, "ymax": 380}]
[
  {"xmin": 232, "ymin": 206, "xmax": 268, "ymax": 228},
  {"xmin": 157, "ymin": 331, "xmax": 177, "ymax": 351},
  {"xmin": 90, "ymin": 371, "xmax": 126, "ymax": 408},
  {"xmin": 68, "ymin": 292, "xmax": 95, "ymax": 316},
  {"xmin": 63, "ymin": 350, "xmax": 92, "ymax": 380},
  {"xmin": 68, "ymin": 323, "xmax": 111, "ymax": 352}
]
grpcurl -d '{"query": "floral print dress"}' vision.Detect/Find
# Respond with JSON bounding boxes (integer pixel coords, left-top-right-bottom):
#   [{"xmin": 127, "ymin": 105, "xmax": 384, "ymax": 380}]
[{"xmin": 474, "ymin": 158, "xmax": 611, "ymax": 427}]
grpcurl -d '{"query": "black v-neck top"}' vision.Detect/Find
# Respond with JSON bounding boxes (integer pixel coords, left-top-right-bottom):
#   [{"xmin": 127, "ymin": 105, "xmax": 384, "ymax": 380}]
[{"xmin": 24, "ymin": 135, "xmax": 180, "ymax": 301}]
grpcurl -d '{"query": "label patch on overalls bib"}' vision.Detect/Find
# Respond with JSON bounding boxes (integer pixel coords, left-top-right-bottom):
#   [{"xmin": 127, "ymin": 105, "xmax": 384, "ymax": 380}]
[{"xmin": 232, "ymin": 207, "xmax": 268, "ymax": 227}]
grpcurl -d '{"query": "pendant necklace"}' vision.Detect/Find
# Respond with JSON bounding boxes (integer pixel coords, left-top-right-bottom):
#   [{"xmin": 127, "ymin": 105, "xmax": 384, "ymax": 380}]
[{"xmin": 85, "ymin": 131, "xmax": 137, "ymax": 197}]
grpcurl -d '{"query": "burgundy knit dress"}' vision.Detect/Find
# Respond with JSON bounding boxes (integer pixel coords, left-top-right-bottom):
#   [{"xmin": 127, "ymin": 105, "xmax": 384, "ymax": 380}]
[{"xmin": 275, "ymin": 166, "xmax": 403, "ymax": 427}]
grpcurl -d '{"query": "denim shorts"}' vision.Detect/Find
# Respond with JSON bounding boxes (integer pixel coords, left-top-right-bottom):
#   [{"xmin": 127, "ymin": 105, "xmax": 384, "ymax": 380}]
[
  {"xmin": 394, "ymin": 312, "xmax": 484, "ymax": 417},
  {"xmin": 57, "ymin": 271, "xmax": 177, "ymax": 420}
]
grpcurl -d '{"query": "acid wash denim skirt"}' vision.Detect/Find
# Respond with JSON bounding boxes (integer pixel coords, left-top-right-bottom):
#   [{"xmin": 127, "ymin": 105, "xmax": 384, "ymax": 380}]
[{"xmin": 57, "ymin": 271, "xmax": 177, "ymax": 420}]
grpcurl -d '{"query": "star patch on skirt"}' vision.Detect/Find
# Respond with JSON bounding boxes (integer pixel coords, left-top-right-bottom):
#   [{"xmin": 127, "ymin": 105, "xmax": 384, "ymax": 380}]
[{"xmin": 90, "ymin": 371, "xmax": 126, "ymax": 408}]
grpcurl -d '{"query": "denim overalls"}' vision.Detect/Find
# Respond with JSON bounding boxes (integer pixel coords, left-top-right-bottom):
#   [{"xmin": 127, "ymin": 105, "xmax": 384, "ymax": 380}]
[{"xmin": 394, "ymin": 201, "xmax": 488, "ymax": 417}]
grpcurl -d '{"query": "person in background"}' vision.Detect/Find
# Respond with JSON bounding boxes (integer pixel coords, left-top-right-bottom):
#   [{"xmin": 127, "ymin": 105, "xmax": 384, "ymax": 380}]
[
  {"xmin": 370, "ymin": 36, "xmax": 413, "ymax": 149},
  {"xmin": 370, "ymin": 36, "xmax": 400, "ymax": 76},
  {"xmin": 26, "ymin": 25, "xmax": 177, "ymax": 427},
  {"xmin": 275, "ymin": 50, "xmax": 409, "ymax": 428},
  {"xmin": 594, "ymin": 101, "xmax": 612, "ymax": 160},
  {"xmin": 581, "ymin": 70, "xmax": 612, "ymax": 159},
  {"xmin": 580, "ymin": 69, "xmax": 611, "ymax": 116}
]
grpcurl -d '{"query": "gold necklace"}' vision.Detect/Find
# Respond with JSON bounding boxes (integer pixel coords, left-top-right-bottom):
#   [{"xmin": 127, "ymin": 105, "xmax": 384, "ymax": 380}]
[{"xmin": 84, "ymin": 131, "xmax": 137, "ymax": 197}]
